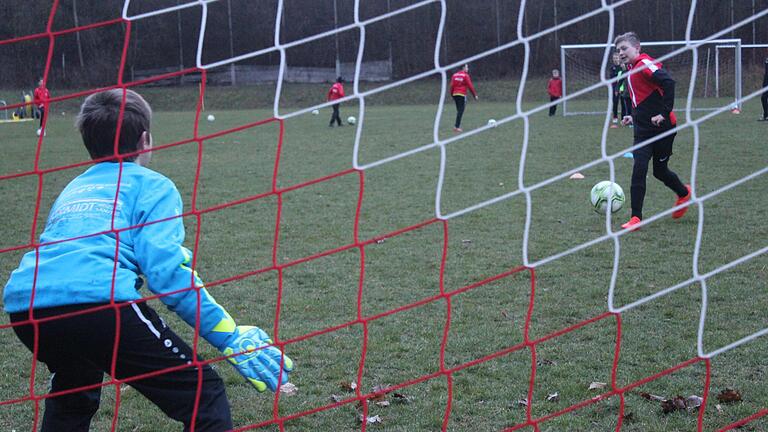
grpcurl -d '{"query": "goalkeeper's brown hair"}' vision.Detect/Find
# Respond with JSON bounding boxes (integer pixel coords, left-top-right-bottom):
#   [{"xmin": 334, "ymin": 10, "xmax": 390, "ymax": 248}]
[
  {"xmin": 614, "ymin": 32, "xmax": 641, "ymax": 47},
  {"xmin": 76, "ymin": 89, "xmax": 152, "ymax": 161}
]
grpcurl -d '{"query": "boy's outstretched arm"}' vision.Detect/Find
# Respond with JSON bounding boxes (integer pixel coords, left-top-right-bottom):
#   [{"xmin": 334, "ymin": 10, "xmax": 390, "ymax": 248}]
[{"xmin": 132, "ymin": 180, "xmax": 293, "ymax": 392}]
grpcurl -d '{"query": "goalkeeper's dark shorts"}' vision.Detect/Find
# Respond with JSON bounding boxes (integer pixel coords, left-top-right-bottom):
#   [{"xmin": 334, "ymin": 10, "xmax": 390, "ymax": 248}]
[{"xmin": 10, "ymin": 302, "xmax": 233, "ymax": 432}]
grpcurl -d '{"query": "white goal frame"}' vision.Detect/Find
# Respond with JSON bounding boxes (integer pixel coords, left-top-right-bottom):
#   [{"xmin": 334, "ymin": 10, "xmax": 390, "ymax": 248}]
[
  {"xmin": 560, "ymin": 39, "xmax": 743, "ymax": 116},
  {"xmin": 715, "ymin": 43, "xmax": 768, "ymax": 98}
]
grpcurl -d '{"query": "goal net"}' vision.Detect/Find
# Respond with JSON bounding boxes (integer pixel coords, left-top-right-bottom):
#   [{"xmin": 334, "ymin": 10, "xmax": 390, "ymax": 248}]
[
  {"xmin": 561, "ymin": 39, "xmax": 743, "ymax": 116},
  {"xmin": 1, "ymin": 1, "xmax": 767, "ymax": 431}
]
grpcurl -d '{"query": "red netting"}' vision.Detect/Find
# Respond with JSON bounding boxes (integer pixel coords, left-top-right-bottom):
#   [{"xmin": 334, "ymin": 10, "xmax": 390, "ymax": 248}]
[{"xmin": 1, "ymin": 3, "xmax": 766, "ymax": 432}]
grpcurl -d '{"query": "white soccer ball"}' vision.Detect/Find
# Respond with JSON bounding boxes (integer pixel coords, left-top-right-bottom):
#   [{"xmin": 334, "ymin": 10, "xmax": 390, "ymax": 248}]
[
  {"xmin": 347, "ymin": 116, "xmax": 356, "ymax": 125},
  {"xmin": 207, "ymin": 114, "xmax": 215, "ymax": 122},
  {"xmin": 487, "ymin": 119, "xmax": 497, "ymax": 127},
  {"xmin": 311, "ymin": 109, "xmax": 319, "ymax": 115},
  {"xmin": 590, "ymin": 181, "xmax": 625, "ymax": 214}
]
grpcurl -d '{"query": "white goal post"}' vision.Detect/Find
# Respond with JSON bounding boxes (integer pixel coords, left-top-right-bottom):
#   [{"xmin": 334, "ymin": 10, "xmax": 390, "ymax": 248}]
[
  {"xmin": 560, "ymin": 39, "xmax": 743, "ymax": 116},
  {"xmin": 716, "ymin": 43, "xmax": 768, "ymax": 98}
]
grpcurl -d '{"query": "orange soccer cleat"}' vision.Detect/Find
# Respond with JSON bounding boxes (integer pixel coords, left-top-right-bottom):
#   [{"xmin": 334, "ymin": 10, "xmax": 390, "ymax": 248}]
[
  {"xmin": 672, "ymin": 184, "xmax": 692, "ymax": 219},
  {"xmin": 621, "ymin": 216, "xmax": 642, "ymax": 231}
]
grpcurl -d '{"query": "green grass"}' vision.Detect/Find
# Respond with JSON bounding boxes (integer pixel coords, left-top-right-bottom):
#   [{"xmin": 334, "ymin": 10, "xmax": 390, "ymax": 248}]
[{"xmin": 1, "ymin": 89, "xmax": 767, "ymax": 431}]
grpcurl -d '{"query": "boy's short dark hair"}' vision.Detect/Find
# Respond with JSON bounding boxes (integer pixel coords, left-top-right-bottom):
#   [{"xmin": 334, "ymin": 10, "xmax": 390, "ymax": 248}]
[
  {"xmin": 336, "ymin": 76, "xmax": 344, "ymax": 83},
  {"xmin": 614, "ymin": 32, "xmax": 641, "ymax": 47},
  {"xmin": 75, "ymin": 89, "xmax": 152, "ymax": 161}
]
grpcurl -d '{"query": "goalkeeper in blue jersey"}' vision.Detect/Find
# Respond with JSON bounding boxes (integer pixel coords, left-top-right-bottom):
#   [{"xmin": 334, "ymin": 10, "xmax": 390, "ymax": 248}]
[{"xmin": 3, "ymin": 89, "xmax": 293, "ymax": 432}]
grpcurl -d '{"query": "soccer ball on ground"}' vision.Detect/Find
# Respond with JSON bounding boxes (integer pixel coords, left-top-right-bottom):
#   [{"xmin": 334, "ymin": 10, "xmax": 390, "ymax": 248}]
[
  {"xmin": 347, "ymin": 116, "xmax": 356, "ymax": 125},
  {"xmin": 207, "ymin": 114, "xmax": 215, "ymax": 122},
  {"xmin": 311, "ymin": 109, "xmax": 319, "ymax": 115},
  {"xmin": 487, "ymin": 119, "xmax": 497, "ymax": 127},
  {"xmin": 590, "ymin": 181, "xmax": 625, "ymax": 213}
]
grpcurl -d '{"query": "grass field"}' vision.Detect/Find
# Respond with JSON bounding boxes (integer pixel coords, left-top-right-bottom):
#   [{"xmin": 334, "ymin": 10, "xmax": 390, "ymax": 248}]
[{"xmin": 1, "ymin": 85, "xmax": 767, "ymax": 431}]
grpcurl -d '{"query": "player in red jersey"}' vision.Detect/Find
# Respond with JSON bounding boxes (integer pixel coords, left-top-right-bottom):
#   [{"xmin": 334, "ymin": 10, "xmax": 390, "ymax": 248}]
[
  {"xmin": 449, "ymin": 64, "xmax": 478, "ymax": 132},
  {"xmin": 615, "ymin": 32, "xmax": 691, "ymax": 231},
  {"xmin": 33, "ymin": 77, "xmax": 50, "ymax": 136},
  {"xmin": 547, "ymin": 69, "xmax": 563, "ymax": 116},
  {"xmin": 327, "ymin": 76, "xmax": 345, "ymax": 127}
]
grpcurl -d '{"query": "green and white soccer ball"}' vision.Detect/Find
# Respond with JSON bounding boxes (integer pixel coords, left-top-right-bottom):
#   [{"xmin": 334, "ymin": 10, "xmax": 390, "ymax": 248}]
[
  {"xmin": 590, "ymin": 181, "xmax": 625, "ymax": 213},
  {"xmin": 347, "ymin": 116, "xmax": 356, "ymax": 125}
]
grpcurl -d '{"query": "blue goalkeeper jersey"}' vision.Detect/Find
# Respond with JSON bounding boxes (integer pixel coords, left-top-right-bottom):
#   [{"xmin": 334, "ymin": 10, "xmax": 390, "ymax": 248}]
[{"xmin": 3, "ymin": 162, "xmax": 234, "ymax": 342}]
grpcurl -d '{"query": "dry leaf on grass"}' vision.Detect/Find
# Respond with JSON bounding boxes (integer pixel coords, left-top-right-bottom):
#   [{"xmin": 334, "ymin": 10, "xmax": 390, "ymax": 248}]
[
  {"xmin": 649, "ymin": 394, "xmax": 704, "ymax": 414},
  {"xmin": 372, "ymin": 384, "xmax": 391, "ymax": 394},
  {"xmin": 357, "ymin": 414, "xmax": 383, "ymax": 424},
  {"xmin": 368, "ymin": 384, "xmax": 391, "ymax": 402},
  {"xmin": 546, "ymin": 392, "xmax": 559, "ymax": 402},
  {"xmin": 516, "ymin": 399, "xmax": 528, "ymax": 407},
  {"xmin": 392, "ymin": 393, "xmax": 412, "ymax": 404},
  {"xmin": 279, "ymin": 383, "xmax": 298, "ymax": 396},
  {"xmin": 340, "ymin": 381, "xmax": 357, "ymax": 391},
  {"xmin": 716, "ymin": 388, "xmax": 742, "ymax": 403},
  {"xmin": 330, "ymin": 394, "xmax": 344, "ymax": 403},
  {"xmin": 715, "ymin": 404, "xmax": 724, "ymax": 414},
  {"xmin": 622, "ymin": 412, "xmax": 635, "ymax": 423},
  {"xmin": 639, "ymin": 392, "xmax": 666, "ymax": 402},
  {"xmin": 374, "ymin": 400, "xmax": 390, "ymax": 407},
  {"xmin": 685, "ymin": 395, "xmax": 703, "ymax": 409},
  {"xmin": 368, "ymin": 393, "xmax": 387, "ymax": 402},
  {"xmin": 537, "ymin": 358, "xmax": 556, "ymax": 366},
  {"xmin": 588, "ymin": 382, "xmax": 607, "ymax": 390}
]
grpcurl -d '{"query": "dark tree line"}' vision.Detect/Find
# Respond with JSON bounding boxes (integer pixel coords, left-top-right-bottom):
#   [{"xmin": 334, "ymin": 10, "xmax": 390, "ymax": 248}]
[{"xmin": 0, "ymin": 0, "xmax": 766, "ymax": 89}]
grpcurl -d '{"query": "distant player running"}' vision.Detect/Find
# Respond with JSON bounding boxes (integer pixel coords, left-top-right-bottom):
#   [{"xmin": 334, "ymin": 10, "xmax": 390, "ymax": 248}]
[
  {"xmin": 327, "ymin": 76, "xmax": 345, "ymax": 127},
  {"xmin": 615, "ymin": 32, "xmax": 691, "ymax": 231},
  {"xmin": 450, "ymin": 64, "xmax": 478, "ymax": 132},
  {"xmin": 33, "ymin": 77, "xmax": 50, "ymax": 136}
]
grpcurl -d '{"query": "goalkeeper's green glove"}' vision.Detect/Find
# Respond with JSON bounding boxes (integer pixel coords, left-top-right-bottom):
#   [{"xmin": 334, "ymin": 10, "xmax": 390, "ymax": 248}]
[{"xmin": 211, "ymin": 326, "xmax": 294, "ymax": 392}]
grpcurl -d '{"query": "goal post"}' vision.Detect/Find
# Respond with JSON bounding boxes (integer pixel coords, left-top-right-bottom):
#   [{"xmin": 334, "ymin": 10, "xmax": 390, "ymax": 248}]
[
  {"xmin": 716, "ymin": 43, "xmax": 768, "ymax": 98},
  {"xmin": 560, "ymin": 39, "xmax": 743, "ymax": 116}
]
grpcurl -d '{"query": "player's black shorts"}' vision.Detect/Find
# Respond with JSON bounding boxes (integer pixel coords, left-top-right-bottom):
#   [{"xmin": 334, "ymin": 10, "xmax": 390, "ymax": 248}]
[
  {"xmin": 633, "ymin": 132, "xmax": 676, "ymax": 161},
  {"xmin": 9, "ymin": 301, "xmax": 232, "ymax": 432}
]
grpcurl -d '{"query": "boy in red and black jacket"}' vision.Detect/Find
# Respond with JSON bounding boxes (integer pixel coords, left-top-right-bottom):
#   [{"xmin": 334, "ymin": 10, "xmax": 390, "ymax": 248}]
[
  {"xmin": 615, "ymin": 32, "xmax": 691, "ymax": 231},
  {"xmin": 33, "ymin": 77, "xmax": 50, "ymax": 136},
  {"xmin": 327, "ymin": 76, "xmax": 345, "ymax": 127},
  {"xmin": 547, "ymin": 69, "xmax": 562, "ymax": 116},
  {"xmin": 449, "ymin": 64, "xmax": 478, "ymax": 132}
]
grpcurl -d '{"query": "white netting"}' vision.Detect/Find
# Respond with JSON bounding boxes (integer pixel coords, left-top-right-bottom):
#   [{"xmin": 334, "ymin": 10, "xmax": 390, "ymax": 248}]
[
  {"xmin": 124, "ymin": 0, "xmax": 768, "ymax": 425},
  {"xmin": 2, "ymin": 0, "xmax": 767, "ymax": 430}
]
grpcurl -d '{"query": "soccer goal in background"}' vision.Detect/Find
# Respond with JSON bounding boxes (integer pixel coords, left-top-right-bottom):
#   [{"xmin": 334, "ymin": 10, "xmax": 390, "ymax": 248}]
[
  {"xmin": 560, "ymin": 39, "xmax": 743, "ymax": 116},
  {"xmin": 716, "ymin": 43, "xmax": 768, "ymax": 96}
]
